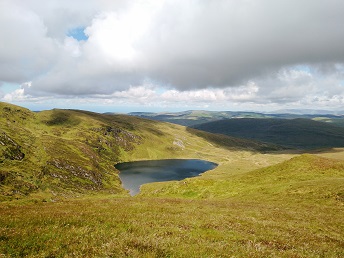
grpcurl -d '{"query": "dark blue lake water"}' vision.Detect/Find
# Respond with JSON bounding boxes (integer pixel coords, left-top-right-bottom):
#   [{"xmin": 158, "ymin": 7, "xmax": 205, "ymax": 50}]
[{"xmin": 115, "ymin": 159, "xmax": 217, "ymax": 195}]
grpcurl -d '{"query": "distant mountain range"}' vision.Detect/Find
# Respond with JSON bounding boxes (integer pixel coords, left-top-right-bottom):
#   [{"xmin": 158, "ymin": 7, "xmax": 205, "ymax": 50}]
[
  {"xmin": 270, "ymin": 109, "xmax": 344, "ymax": 115},
  {"xmin": 129, "ymin": 110, "xmax": 344, "ymax": 127},
  {"xmin": 128, "ymin": 110, "xmax": 344, "ymax": 149}
]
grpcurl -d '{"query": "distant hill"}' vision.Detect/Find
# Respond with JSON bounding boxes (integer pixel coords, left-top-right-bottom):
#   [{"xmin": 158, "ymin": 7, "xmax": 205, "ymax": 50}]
[
  {"xmin": 271, "ymin": 108, "xmax": 344, "ymax": 115},
  {"xmin": 129, "ymin": 110, "xmax": 277, "ymax": 126},
  {"xmin": 192, "ymin": 118, "xmax": 344, "ymax": 149},
  {"xmin": 0, "ymin": 102, "xmax": 278, "ymax": 201},
  {"xmin": 129, "ymin": 110, "xmax": 344, "ymax": 127}
]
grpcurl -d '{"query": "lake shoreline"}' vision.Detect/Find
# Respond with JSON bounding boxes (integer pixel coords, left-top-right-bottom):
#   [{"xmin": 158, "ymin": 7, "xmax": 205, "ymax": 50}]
[{"xmin": 115, "ymin": 159, "xmax": 218, "ymax": 195}]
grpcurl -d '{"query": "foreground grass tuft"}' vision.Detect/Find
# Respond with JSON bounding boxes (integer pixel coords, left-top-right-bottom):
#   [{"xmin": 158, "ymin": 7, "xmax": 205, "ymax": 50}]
[{"xmin": 0, "ymin": 197, "xmax": 343, "ymax": 257}]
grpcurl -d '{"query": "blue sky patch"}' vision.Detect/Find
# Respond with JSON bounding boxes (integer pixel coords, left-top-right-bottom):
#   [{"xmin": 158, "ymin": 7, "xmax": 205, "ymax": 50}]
[
  {"xmin": 294, "ymin": 65, "xmax": 311, "ymax": 73},
  {"xmin": 67, "ymin": 27, "xmax": 88, "ymax": 41},
  {"xmin": 0, "ymin": 83, "xmax": 20, "ymax": 94}
]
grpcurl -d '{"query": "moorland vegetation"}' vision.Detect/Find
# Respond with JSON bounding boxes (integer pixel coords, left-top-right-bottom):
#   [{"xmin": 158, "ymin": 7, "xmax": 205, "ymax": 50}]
[{"xmin": 0, "ymin": 102, "xmax": 343, "ymax": 257}]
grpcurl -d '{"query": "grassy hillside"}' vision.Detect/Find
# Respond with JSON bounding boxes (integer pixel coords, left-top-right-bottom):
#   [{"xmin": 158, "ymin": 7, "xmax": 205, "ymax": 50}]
[
  {"xmin": 1, "ymin": 153, "xmax": 343, "ymax": 257},
  {"xmin": 0, "ymin": 102, "xmax": 279, "ymax": 201},
  {"xmin": 192, "ymin": 118, "xmax": 344, "ymax": 149},
  {"xmin": 1, "ymin": 102, "xmax": 343, "ymax": 257}
]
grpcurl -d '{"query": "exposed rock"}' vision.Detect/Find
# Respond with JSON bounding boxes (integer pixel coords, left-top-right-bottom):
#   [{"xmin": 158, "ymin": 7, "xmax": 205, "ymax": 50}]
[
  {"xmin": 173, "ymin": 138, "xmax": 185, "ymax": 149},
  {"xmin": 48, "ymin": 159, "xmax": 103, "ymax": 186},
  {"xmin": 91, "ymin": 126, "xmax": 142, "ymax": 151},
  {"xmin": 0, "ymin": 132, "xmax": 25, "ymax": 160}
]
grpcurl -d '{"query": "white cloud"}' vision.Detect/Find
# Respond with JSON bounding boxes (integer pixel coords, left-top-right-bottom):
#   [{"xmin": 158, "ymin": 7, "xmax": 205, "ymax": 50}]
[
  {"xmin": 63, "ymin": 37, "xmax": 82, "ymax": 57},
  {"xmin": 0, "ymin": 0, "xmax": 344, "ymax": 111},
  {"xmin": 0, "ymin": 1, "xmax": 57, "ymax": 82},
  {"xmin": 3, "ymin": 82, "xmax": 32, "ymax": 102},
  {"xmin": 3, "ymin": 88, "xmax": 25, "ymax": 102}
]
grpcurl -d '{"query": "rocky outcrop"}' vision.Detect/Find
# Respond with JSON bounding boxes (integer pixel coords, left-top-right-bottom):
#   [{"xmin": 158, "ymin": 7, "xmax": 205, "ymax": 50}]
[
  {"xmin": 0, "ymin": 132, "xmax": 25, "ymax": 161},
  {"xmin": 48, "ymin": 158, "xmax": 103, "ymax": 187},
  {"xmin": 91, "ymin": 126, "xmax": 142, "ymax": 151}
]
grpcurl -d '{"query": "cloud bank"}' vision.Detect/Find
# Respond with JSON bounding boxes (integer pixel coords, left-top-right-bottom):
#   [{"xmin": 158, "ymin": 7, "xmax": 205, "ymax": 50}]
[{"xmin": 0, "ymin": 0, "xmax": 344, "ymax": 110}]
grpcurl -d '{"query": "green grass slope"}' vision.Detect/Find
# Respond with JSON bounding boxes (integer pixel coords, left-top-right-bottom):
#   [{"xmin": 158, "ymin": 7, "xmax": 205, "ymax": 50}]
[
  {"xmin": 0, "ymin": 102, "xmax": 279, "ymax": 201},
  {"xmin": 0, "ymin": 197, "xmax": 342, "ymax": 257},
  {"xmin": 192, "ymin": 118, "xmax": 344, "ymax": 149},
  {"xmin": 1, "ymin": 154, "xmax": 343, "ymax": 257}
]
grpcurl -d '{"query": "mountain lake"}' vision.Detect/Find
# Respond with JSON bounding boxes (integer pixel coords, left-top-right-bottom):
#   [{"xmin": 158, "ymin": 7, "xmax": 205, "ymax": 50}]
[{"xmin": 115, "ymin": 159, "xmax": 218, "ymax": 195}]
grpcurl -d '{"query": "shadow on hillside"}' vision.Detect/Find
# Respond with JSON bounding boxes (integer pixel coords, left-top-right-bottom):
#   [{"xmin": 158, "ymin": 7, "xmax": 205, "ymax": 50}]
[
  {"xmin": 190, "ymin": 118, "xmax": 344, "ymax": 150},
  {"xmin": 186, "ymin": 127, "xmax": 287, "ymax": 153},
  {"xmin": 45, "ymin": 110, "xmax": 81, "ymax": 127},
  {"xmin": 307, "ymin": 147, "xmax": 344, "ymax": 154},
  {"xmin": 187, "ymin": 127, "xmax": 344, "ymax": 156}
]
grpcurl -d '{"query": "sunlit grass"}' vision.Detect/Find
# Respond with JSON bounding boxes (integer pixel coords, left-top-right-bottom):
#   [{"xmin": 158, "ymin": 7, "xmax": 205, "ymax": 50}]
[
  {"xmin": 1, "ymin": 102, "xmax": 343, "ymax": 257},
  {"xmin": 1, "ymin": 196, "xmax": 343, "ymax": 257}
]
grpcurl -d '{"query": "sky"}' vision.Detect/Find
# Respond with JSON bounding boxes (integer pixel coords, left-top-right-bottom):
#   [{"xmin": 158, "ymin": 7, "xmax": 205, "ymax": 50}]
[{"xmin": 0, "ymin": 0, "xmax": 344, "ymax": 113}]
